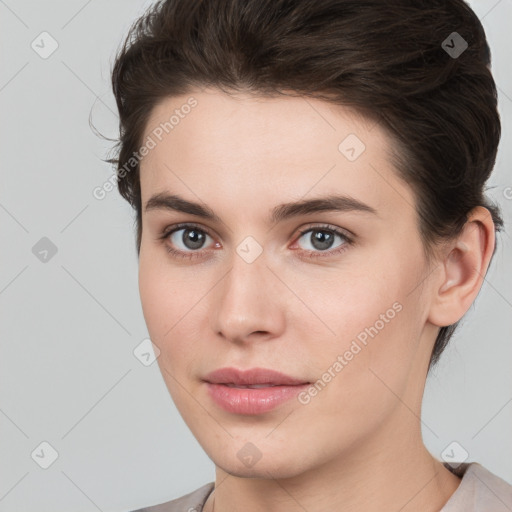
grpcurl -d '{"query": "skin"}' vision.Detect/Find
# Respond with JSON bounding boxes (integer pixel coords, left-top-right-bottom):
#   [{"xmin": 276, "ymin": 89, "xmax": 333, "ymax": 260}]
[{"xmin": 137, "ymin": 87, "xmax": 495, "ymax": 512}]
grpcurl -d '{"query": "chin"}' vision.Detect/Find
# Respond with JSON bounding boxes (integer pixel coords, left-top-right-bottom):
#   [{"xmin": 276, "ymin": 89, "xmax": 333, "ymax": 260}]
[{"xmin": 207, "ymin": 447, "xmax": 315, "ymax": 480}]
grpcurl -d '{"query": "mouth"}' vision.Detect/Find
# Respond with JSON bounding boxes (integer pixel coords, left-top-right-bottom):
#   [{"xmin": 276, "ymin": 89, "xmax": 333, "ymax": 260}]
[
  {"xmin": 203, "ymin": 367, "xmax": 311, "ymax": 415},
  {"xmin": 223, "ymin": 383, "xmax": 284, "ymax": 388},
  {"xmin": 203, "ymin": 366, "xmax": 310, "ymax": 386}
]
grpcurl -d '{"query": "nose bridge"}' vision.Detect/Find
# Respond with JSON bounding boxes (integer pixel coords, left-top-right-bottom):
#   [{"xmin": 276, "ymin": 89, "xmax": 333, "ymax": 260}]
[{"xmin": 211, "ymin": 244, "xmax": 283, "ymax": 341}]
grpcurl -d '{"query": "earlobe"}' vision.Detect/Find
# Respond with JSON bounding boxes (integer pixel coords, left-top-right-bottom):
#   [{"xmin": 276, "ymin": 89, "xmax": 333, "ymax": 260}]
[{"xmin": 428, "ymin": 207, "xmax": 495, "ymax": 327}]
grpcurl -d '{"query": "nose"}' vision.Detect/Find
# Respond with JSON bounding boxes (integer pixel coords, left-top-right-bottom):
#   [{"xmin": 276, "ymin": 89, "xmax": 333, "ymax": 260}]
[{"xmin": 211, "ymin": 248, "xmax": 286, "ymax": 345}]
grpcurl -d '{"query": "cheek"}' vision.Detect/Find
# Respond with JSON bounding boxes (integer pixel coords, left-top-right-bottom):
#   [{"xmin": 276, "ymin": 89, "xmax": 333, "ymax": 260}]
[
  {"xmin": 299, "ymin": 251, "xmax": 425, "ymax": 390},
  {"xmin": 138, "ymin": 256, "xmax": 168, "ymax": 338},
  {"xmin": 139, "ymin": 249, "xmax": 192, "ymax": 334},
  {"xmin": 293, "ymin": 289, "xmax": 421, "ymax": 440},
  {"xmin": 300, "ymin": 261, "xmax": 406, "ymax": 345},
  {"xmin": 138, "ymin": 252, "xmax": 210, "ymax": 369}
]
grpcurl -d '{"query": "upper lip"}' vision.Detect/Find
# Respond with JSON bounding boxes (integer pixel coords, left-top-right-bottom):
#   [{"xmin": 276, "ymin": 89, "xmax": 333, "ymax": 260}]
[{"xmin": 203, "ymin": 367, "xmax": 309, "ymax": 386}]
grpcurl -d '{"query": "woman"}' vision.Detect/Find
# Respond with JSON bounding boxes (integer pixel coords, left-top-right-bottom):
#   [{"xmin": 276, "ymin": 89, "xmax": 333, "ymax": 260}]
[{"xmin": 108, "ymin": 0, "xmax": 512, "ymax": 510}]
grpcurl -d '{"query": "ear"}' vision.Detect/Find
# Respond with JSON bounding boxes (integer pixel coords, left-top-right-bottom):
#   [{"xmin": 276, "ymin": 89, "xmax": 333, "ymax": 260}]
[{"xmin": 427, "ymin": 206, "xmax": 496, "ymax": 328}]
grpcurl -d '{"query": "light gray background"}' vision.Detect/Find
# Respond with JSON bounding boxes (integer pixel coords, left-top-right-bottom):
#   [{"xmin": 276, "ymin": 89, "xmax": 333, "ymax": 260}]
[{"xmin": 0, "ymin": 1, "xmax": 511, "ymax": 511}]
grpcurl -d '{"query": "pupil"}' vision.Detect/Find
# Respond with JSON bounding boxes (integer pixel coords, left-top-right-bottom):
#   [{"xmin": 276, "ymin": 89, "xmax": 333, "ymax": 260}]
[
  {"xmin": 184, "ymin": 229, "xmax": 204, "ymax": 250},
  {"xmin": 312, "ymin": 230, "xmax": 333, "ymax": 251}
]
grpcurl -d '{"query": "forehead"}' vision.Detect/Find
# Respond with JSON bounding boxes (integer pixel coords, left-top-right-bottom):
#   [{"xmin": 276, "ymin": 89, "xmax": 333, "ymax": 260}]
[{"xmin": 139, "ymin": 88, "xmax": 415, "ymax": 219}]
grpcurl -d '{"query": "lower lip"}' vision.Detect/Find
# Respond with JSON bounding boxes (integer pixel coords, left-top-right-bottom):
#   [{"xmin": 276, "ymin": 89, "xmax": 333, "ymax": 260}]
[{"xmin": 205, "ymin": 382, "xmax": 310, "ymax": 415}]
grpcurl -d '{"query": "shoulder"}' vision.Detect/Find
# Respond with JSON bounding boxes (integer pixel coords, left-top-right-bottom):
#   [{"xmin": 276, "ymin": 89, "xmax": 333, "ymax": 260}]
[
  {"xmin": 130, "ymin": 482, "xmax": 215, "ymax": 512},
  {"xmin": 441, "ymin": 462, "xmax": 512, "ymax": 511}
]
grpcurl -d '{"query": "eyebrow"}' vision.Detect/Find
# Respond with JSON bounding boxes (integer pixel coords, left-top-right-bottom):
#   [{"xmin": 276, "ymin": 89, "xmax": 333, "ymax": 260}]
[{"xmin": 144, "ymin": 192, "xmax": 378, "ymax": 224}]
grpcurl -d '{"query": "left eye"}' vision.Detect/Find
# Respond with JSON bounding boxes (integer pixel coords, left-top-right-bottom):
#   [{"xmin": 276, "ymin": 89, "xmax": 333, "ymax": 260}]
[{"xmin": 295, "ymin": 227, "xmax": 349, "ymax": 253}]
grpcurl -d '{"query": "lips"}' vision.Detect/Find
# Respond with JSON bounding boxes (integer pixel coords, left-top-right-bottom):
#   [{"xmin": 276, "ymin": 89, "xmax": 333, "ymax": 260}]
[
  {"xmin": 224, "ymin": 383, "xmax": 280, "ymax": 389},
  {"xmin": 203, "ymin": 367, "xmax": 310, "ymax": 415},
  {"xmin": 203, "ymin": 367, "xmax": 309, "ymax": 387}
]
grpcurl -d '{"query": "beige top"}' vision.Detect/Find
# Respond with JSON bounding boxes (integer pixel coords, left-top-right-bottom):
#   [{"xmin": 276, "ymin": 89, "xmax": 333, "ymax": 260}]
[{"xmin": 131, "ymin": 462, "xmax": 512, "ymax": 511}]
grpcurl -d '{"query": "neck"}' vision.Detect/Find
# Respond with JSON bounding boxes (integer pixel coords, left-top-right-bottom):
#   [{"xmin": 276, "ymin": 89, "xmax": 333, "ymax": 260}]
[{"xmin": 206, "ymin": 412, "xmax": 461, "ymax": 512}]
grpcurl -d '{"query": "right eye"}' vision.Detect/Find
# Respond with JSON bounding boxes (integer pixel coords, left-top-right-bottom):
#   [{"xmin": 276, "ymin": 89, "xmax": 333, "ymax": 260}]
[{"xmin": 160, "ymin": 223, "xmax": 219, "ymax": 260}]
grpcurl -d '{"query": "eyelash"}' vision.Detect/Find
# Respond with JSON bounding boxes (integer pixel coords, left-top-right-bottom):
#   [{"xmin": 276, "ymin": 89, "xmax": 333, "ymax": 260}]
[{"xmin": 158, "ymin": 222, "xmax": 354, "ymax": 261}]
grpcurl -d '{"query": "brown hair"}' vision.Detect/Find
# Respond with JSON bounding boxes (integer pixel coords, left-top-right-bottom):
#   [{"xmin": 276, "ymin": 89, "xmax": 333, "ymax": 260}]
[{"xmin": 107, "ymin": 0, "xmax": 504, "ymax": 369}]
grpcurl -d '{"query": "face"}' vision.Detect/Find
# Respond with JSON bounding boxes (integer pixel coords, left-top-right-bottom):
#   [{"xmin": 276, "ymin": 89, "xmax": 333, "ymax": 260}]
[{"xmin": 138, "ymin": 88, "xmax": 438, "ymax": 479}]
